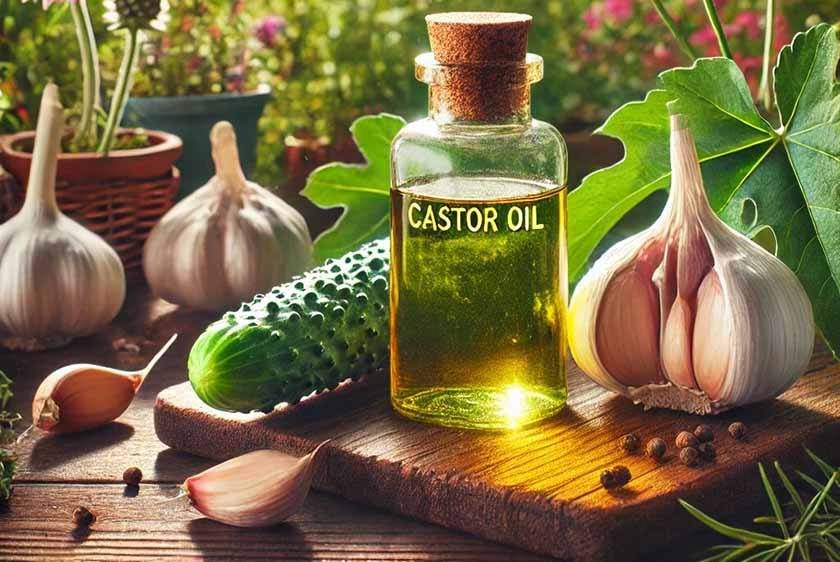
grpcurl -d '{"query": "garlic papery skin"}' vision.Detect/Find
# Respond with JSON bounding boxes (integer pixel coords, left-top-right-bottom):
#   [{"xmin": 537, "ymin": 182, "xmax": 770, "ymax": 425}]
[
  {"xmin": 569, "ymin": 114, "xmax": 814, "ymax": 415},
  {"xmin": 32, "ymin": 334, "xmax": 177, "ymax": 433},
  {"xmin": 0, "ymin": 84, "xmax": 126, "ymax": 350},
  {"xmin": 184, "ymin": 441, "xmax": 328, "ymax": 527},
  {"xmin": 143, "ymin": 121, "xmax": 313, "ymax": 311}
]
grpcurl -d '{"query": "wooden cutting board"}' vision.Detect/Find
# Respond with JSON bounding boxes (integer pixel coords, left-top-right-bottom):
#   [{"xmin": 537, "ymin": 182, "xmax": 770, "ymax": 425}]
[{"xmin": 155, "ymin": 353, "xmax": 840, "ymax": 562}]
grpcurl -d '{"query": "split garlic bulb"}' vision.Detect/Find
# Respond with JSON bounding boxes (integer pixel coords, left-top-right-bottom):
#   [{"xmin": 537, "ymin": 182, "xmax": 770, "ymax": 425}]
[
  {"xmin": 569, "ymin": 114, "xmax": 814, "ymax": 414},
  {"xmin": 143, "ymin": 121, "xmax": 313, "ymax": 311},
  {"xmin": 0, "ymin": 84, "xmax": 125, "ymax": 350}
]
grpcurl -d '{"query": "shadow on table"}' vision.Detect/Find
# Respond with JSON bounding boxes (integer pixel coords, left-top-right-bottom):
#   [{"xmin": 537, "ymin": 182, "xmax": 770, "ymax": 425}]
[
  {"xmin": 154, "ymin": 447, "xmax": 216, "ymax": 480},
  {"xmin": 26, "ymin": 422, "xmax": 135, "ymax": 472},
  {"xmin": 188, "ymin": 517, "xmax": 313, "ymax": 560}
]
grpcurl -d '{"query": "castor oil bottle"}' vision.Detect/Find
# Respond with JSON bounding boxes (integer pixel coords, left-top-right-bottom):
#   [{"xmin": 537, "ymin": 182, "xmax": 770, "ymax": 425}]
[{"xmin": 389, "ymin": 12, "xmax": 569, "ymax": 429}]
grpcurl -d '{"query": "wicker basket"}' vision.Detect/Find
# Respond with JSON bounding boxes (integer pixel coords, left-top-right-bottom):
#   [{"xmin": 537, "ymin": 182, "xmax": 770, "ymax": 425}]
[
  {"xmin": 0, "ymin": 129, "xmax": 182, "ymax": 273},
  {"xmin": 0, "ymin": 167, "xmax": 179, "ymax": 272}
]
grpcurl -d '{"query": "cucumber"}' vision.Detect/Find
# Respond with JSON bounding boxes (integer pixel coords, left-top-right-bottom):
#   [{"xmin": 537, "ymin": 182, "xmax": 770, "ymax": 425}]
[{"xmin": 188, "ymin": 238, "xmax": 389, "ymax": 412}]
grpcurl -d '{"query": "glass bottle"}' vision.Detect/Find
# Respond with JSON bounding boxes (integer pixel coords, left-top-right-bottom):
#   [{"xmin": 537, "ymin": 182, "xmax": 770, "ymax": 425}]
[{"xmin": 389, "ymin": 12, "xmax": 569, "ymax": 430}]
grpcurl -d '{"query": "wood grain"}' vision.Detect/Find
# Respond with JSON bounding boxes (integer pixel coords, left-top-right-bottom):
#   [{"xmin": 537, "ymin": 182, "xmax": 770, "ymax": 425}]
[
  {"xmin": 2, "ymin": 287, "xmax": 837, "ymax": 562},
  {"xmin": 156, "ymin": 354, "xmax": 840, "ymax": 562},
  {"xmin": 0, "ymin": 484, "xmax": 554, "ymax": 561},
  {"xmin": 0, "ymin": 287, "xmax": 561, "ymax": 562}
]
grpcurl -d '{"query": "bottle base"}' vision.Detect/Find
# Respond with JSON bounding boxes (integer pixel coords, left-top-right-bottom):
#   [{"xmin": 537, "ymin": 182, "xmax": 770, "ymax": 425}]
[{"xmin": 392, "ymin": 385, "xmax": 567, "ymax": 430}]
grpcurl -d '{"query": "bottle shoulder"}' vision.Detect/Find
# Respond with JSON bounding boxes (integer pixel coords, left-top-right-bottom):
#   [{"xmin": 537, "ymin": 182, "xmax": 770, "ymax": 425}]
[
  {"xmin": 391, "ymin": 118, "xmax": 568, "ymax": 188},
  {"xmin": 393, "ymin": 118, "xmax": 566, "ymax": 148}
]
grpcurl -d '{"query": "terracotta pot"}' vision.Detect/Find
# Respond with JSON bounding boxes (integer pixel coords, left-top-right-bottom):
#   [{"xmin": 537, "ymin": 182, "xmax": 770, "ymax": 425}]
[
  {"xmin": 0, "ymin": 129, "xmax": 182, "ymax": 185},
  {"xmin": 0, "ymin": 129, "xmax": 183, "ymax": 273}
]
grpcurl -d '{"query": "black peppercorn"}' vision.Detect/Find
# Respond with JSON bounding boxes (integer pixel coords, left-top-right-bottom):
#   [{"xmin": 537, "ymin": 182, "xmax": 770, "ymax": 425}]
[
  {"xmin": 698, "ymin": 442, "xmax": 716, "ymax": 461},
  {"xmin": 73, "ymin": 506, "xmax": 96, "ymax": 527},
  {"xmin": 618, "ymin": 433, "xmax": 641, "ymax": 453},
  {"xmin": 676, "ymin": 430, "xmax": 699, "ymax": 449},
  {"xmin": 645, "ymin": 437, "xmax": 667, "ymax": 460},
  {"xmin": 680, "ymin": 446, "xmax": 700, "ymax": 467},
  {"xmin": 728, "ymin": 422, "xmax": 747, "ymax": 440},
  {"xmin": 600, "ymin": 465, "xmax": 632, "ymax": 489},
  {"xmin": 123, "ymin": 466, "xmax": 143, "ymax": 486},
  {"xmin": 694, "ymin": 424, "xmax": 714, "ymax": 443}
]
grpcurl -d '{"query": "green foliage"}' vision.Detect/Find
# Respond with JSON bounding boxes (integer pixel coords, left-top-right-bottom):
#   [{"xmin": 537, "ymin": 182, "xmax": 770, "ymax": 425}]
[
  {"xmin": 302, "ymin": 114, "xmax": 404, "ymax": 262},
  {"xmin": 4, "ymin": 0, "xmax": 840, "ymax": 178},
  {"xmin": 0, "ymin": 0, "xmax": 95, "ymax": 133},
  {"xmin": 682, "ymin": 449, "xmax": 839, "ymax": 562},
  {"xmin": 188, "ymin": 238, "xmax": 390, "ymax": 413},
  {"xmin": 569, "ymin": 24, "xmax": 840, "ymax": 356},
  {"xmin": 0, "ymin": 371, "xmax": 18, "ymax": 503}
]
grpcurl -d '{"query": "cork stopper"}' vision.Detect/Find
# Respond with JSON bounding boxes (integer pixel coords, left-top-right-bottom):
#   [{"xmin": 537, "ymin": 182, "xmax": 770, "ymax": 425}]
[
  {"xmin": 420, "ymin": 12, "xmax": 539, "ymax": 123},
  {"xmin": 426, "ymin": 12, "xmax": 531, "ymax": 64}
]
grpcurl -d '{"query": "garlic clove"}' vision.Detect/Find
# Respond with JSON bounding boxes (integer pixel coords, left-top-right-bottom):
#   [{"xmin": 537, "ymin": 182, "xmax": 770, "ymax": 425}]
[
  {"xmin": 184, "ymin": 441, "xmax": 328, "ymax": 527},
  {"xmin": 595, "ymin": 266, "xmax": 661, "ymax": 387},
  {"xmin": 569, "ymin": 113, "xmax": 815, "ymax": 414},
  {"xmin": 660, "ymin": 296, "xmax": 698, "ymax": 389},
  {"xmin": 32, "ymin": 334, "xmax": 177, "ymax": 433},
  {"xmin": 692, "ymin": 270, "xmax": 731, "ymax": 400}
]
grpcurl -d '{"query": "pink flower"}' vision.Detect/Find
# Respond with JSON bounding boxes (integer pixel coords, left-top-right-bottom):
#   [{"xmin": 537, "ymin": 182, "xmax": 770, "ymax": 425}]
[
  {"xmin": 642, "ymin": 43, "xmax": 681, "ymax": 75},
  {"xmin": 583, "ymin": 4, "xmax": 602, "ymax": 30},
  {"xmin": 604, "ymin": 0, "xmax": 633, "ymax": 23},
  {"xmin": 734, "ymin": 54, "xmax": 763, "ymax": 94},
  {"xmin": 733, "ymin": 11, "xmax": 762, "ymax": 40},
  {"xmin": 773, "ymin": 14, "xmax": 791, "ymax": 50},
  {"xmin": 255, "ymin": 14, "xmax": 287, "ymax": 48},
  {"xmin": 691, "ymin": 25, "xmax": 721, "ymax": 56}
]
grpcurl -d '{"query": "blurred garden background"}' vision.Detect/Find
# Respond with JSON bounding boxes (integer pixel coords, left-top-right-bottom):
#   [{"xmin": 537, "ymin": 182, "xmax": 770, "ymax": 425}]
[{"xmin": 1, "ymin": 0, "xmax": 837, "ymax": 193}]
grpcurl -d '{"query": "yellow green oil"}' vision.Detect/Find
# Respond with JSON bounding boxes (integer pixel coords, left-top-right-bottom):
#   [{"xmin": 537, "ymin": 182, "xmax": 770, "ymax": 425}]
[{"xmin": 390, "ymin": 176, "xmax": 568, "ymax": 430}]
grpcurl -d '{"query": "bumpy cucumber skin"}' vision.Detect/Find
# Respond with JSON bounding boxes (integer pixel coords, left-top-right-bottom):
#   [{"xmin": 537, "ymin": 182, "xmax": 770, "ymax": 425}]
[{"xmin": 188, "ymin": 238, "xmax": 389, "ymax": 413}]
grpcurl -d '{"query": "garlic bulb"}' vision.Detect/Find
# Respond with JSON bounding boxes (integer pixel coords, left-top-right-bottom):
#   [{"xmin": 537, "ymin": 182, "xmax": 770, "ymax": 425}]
[
  {"xmin": 0, "ymin": 84, "xmax": 125, "ymax": 350},
  {"xmin": 32, "ymin": 334, "xmax": 177, "ymax": 433},
  {"xmin": 184, "ymin": 441, "xmax": 328, "ymax": 527},
  {"xmin": 143, "ymin": 121, "xmax": 313, "ymax": 311},
  {"xmin": 569, "ymin": 114, "xmax": 814, "ymax": 414}
]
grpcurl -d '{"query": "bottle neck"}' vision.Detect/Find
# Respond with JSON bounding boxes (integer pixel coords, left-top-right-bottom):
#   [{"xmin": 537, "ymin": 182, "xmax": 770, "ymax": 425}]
[
  {"xmin": 429, "ymin": 80, "xmax": 532, "ymax": 126},
  {"xmin": 416, "ymin": 52, "xmax": 542, "ymax": 128}
]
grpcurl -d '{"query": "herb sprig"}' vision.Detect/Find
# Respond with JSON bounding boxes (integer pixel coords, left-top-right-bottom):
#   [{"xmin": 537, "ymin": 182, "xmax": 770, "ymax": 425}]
[
  {"xmin": 0, "ymin": 371, "xmax": 19, "ymax": 502},
  {"xmin": 682, "ymin": 449, "xmax": 839, "ymax": 562}
]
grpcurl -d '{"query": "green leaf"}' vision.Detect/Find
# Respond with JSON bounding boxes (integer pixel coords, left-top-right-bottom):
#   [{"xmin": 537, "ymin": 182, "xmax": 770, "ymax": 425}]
[
  {"xmin": 759, "ymin": 464, "xmax": 790, "ymax": 538},
  {"xmin": 796, "ymin": 473, "xmax": 838, "ymax": 536},
  {"xmin": 804, "ymin": 448, "xmax": 839, "ymax": 481},
  {"xmin": 680, "ymin": 499, "xmax": 785, "ymax": 545},
  {"xmin": 302, "ymin": 113, "xmax": 405, "ymax": 262},
  {"xmin": 774, "ymin": 461, "xmax": 805, "ymax": 514},
  {"xmin": 568, "ymin": 24, "xmax": 840, "ymax": 356},
  {"xmin": 0, "ymin": 371, "xmax": 11, "ymax": 411}
]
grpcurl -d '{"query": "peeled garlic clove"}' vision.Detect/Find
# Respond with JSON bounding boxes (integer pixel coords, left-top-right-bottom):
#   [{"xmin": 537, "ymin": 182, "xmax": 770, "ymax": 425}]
[
  {"xmin": 569, "ymin": 114, "xmax": 814, "ymax": 414},
  {"xmin": 184, "ymin": 441, "xmax": 328, "ymax": 527},
  {"xmin": 143, "ymin": 121, "xmax": 313, "ymax": 311},
  {"xmin": 692, "ymin": 270, "xmax": 731, "ymax": 400},
  {"xmin": 595, "ymin": 265, "xmax": 661, "ymax": 387},
  {"xmin": 32, "ymin": 334, "xmax": 177, "ymax": 433},
  {"xmin": 661, "ymin": 296, "xmax": 697, "ymax": 390},
  {"xmin": 0, "ymin": 84, "xmax": 125, "ymax": 350}
]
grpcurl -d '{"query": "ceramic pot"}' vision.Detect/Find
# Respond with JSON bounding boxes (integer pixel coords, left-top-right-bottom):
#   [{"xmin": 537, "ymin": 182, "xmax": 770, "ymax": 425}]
[{"xmin": 124, "ymin": 87, "xmax": 271, "ymax": 197}]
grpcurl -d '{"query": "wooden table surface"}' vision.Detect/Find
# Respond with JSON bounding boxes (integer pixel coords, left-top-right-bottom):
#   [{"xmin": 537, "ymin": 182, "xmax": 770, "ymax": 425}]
[{"xmin": 0, "ymin": 286, "xmax": 821, "ymax": 561}]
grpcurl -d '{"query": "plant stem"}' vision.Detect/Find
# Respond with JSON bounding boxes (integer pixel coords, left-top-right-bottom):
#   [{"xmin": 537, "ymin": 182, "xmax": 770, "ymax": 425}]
[
  {"xmin": 650, "ymin": 0, "xmax": 698, "ymax": 61},
  {"xmin": 69, "ymin": 0, "xmax": 99, "ymax": 147},
  {"xmin": 98, "ymin": 29, "xmax": 142, "ymax": 155},
  {"xmin": 759, "ymin": 0, "xmax": 776, "ymax": 112},
  {"xmin": 701, "ymin": 0, "xmax": 733, "ymax": 59}
]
